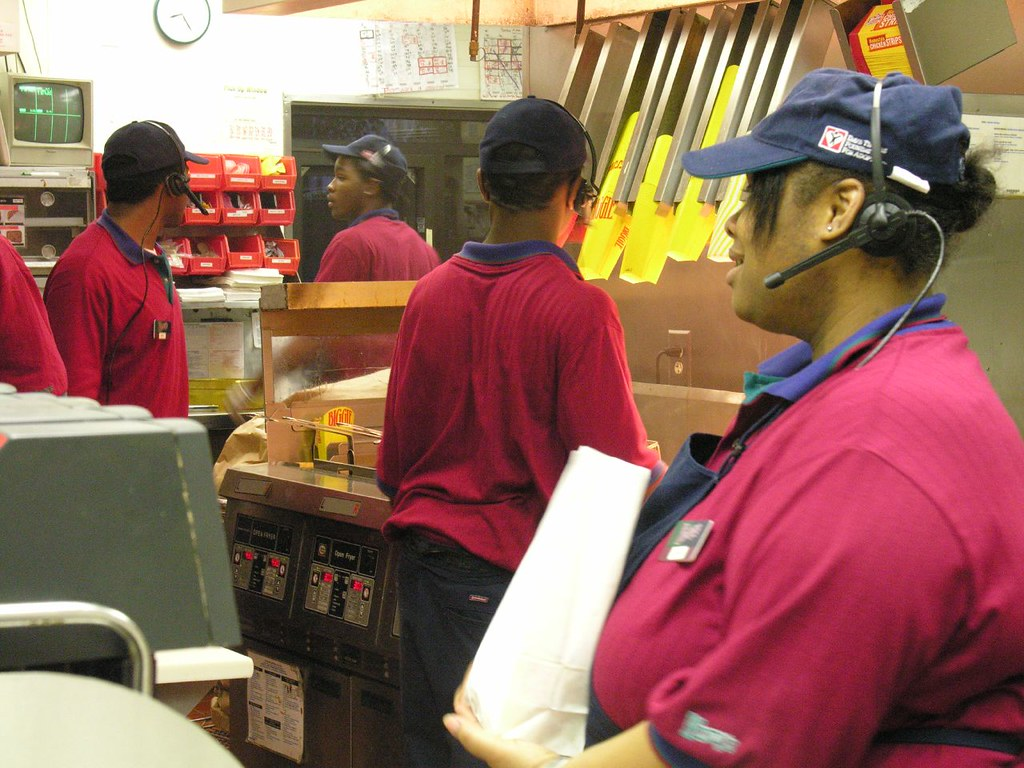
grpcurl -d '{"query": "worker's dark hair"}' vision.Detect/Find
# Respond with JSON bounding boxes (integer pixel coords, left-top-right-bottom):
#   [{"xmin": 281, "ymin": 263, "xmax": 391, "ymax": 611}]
[
  {"xmin": 481, "ymin": 143, "xmax": 581, "ymax": 212},
  {"xmin": 744, "ymin": 151, "xmax": 996, "ymax": 277},
  {"xmin": 105, "ymin": 164, "xmax": 181, "ymax": 205}
]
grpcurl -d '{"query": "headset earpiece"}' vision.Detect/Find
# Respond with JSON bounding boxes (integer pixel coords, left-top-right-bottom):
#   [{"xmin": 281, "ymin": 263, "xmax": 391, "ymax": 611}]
[
  {"xmin": 858, "ymin": 79, "xmax": 913, "ymax": 250},
  {"xmin": 540, "ymin": 99, "xmax": 598, "ymax": 217},
  {"xmin": 857, "ymin": 189, "xmax": 912, "ymax": 248},
  {"xmin": 145, "ymin": 120, "xmax": 208, "ymax": 214},
  {"xmin": 574, "ymin": 178, "xmax": 598, "ymax": 217},
  {"xmin": 165, "ymin": 172, "xmax": 189, "ymax": 197}
]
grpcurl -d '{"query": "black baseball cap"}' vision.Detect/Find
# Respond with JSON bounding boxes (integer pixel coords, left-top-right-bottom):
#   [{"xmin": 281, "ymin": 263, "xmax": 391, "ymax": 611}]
[
  {"xmin": 102, "ymin": 120, "xmax": 208, "ymax": 181},
  {"xmin": 323, "ymin": 134, "xmax": 409, "ymax": 185},
  {"xmin": 479, "ymin": 96, "xmax": 587, "ymax": 174}
]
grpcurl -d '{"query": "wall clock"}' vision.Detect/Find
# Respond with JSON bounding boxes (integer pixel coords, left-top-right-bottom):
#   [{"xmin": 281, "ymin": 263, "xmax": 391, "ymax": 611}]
[{"xmin": 154, "ymin": 0, "xmax": 211, "ymax": 45}]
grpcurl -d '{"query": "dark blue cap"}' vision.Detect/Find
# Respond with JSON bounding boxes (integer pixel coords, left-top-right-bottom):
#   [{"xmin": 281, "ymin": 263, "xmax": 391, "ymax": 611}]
[
  {"xmin": 480, "ymin": 96, "xmax": 587, "ymax": 174},
  {"xmin": 683, "ymin": 68, "xmax": 970, "ymax": 188},
  {"xmin": 102, "ymin": 120, "xmax": 208, "ymax": 181},
  {"xmin": 322, "ymin": 134, "xmax": 408, "ymax": 184}
]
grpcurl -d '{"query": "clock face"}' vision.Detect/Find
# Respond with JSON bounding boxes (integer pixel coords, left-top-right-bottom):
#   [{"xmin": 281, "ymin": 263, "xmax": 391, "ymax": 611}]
[{"xmin": 154, "ymin": 0, "xmax": 211, "ymax": 45}]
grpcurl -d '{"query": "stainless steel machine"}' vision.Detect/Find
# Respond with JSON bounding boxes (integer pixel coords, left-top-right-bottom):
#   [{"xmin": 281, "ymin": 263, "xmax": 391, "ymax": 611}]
[
  {"xmin": 222, "ymin": 462, "xmax": 401, "ymax": 767},
  {"xmin": 220, "ymin": 282, "xmax": 412, "ymax": 767}
]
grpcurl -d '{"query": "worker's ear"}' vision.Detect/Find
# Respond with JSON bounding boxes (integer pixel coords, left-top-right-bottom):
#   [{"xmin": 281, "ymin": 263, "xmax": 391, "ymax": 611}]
[
  {"xmin": 823, "ymin": 177, "xmax": 868, "ymax": 241},
  {"xmin": 363, "ymin": 175, "xmax": 382, "ymax": 197},
  {"xmin": 476, "ymin": 168, "xmax": 491, "ymax": 202}
]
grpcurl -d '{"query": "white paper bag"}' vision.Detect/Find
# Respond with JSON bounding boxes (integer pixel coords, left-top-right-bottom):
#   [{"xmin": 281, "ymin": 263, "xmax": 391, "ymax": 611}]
[{"xmin": 464, "ymin": 446, "xmax": 651, "ymax": 757}]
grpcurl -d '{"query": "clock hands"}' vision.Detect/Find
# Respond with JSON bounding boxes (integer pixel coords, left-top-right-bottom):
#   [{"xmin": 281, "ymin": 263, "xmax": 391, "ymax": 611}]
[{"xmin": 170, "ymin": 12, "xmax": 193, "ymax": 31}]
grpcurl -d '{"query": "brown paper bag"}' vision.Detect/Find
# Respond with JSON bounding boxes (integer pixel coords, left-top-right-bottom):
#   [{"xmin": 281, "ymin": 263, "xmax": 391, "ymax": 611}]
[{"xmin": 213, "ymin": 417, "xmax": 267, "ymax": 494}]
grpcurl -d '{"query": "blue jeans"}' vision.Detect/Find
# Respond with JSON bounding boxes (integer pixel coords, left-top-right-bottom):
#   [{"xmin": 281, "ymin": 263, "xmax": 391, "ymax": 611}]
[{"xmin": 397, "ymin": 535, "xmax": 513, "ymax": 768}]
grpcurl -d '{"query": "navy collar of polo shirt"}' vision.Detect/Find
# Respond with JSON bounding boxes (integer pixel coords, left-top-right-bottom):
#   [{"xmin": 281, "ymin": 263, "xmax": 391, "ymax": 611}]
[
  {"xmin": 458, "ymin": 240, "xmax": 580, "ymax": 276},
  {"xmin": 754, "ymin": 294, "xmax": 951, "ymax": 404},
  {"xmin": 97, "ymin": 210, "xmax": 174, "ymax": 304},
  {"xmin": 347, "ymin": 208, "xmax": 400, "ymax": 228},
  {"xmin": 97, "ymin": 210, "xmax": 164, "ymax": 264}
]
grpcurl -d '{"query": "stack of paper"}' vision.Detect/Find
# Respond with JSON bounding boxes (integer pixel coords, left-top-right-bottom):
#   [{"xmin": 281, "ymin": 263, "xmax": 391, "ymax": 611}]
[
  {"xmin": 178, "ymin": 287, "xmax": 227, "ymax": 306},
  {"xmin": 195, "ymin": 269, "xmax": 283, "ymax": 307},
  {"xmin": 211, "ymin": 268, "xmax": 285, "ymax": 287}
]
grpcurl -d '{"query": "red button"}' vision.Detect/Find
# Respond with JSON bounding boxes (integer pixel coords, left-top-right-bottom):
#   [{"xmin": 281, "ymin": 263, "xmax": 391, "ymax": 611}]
[{"xmin": 323, "ymin": 572, "xmax": 333, "ymax": 584}]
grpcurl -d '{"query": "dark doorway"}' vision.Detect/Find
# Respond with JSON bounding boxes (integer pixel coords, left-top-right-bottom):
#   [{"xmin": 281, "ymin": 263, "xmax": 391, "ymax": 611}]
[{"xmin": 287, "ymin": 100, "xmax": 497, "ymax": 282}]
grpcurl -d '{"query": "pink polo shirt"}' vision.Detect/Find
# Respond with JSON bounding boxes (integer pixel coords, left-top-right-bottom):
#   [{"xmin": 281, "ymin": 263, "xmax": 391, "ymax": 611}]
[{"xmin": 0, "ymin": 237, "xmax": 67, "ymax": 394}]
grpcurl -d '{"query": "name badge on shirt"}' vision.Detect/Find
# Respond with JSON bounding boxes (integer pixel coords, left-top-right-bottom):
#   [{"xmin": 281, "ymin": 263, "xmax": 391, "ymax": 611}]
[
  {"xmin": 661, "ymin": 520, "xmax": 714, "ymax": 563},
  {"xmin": 153, "ymin": 320, "xmax": 171, "ymax": 341}
]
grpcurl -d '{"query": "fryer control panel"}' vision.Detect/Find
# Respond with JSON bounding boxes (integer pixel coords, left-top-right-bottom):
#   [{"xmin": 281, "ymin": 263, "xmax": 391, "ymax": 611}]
[
  {"xmin": 304, "ymin": 534, "xmax": 380, "ymax": 628},
  {"xmin": 231, "ymin": 514, "xmax": 293, "ymax": 601}
]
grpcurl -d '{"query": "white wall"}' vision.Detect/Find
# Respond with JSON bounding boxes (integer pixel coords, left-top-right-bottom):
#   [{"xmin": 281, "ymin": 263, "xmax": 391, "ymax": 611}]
[{"xmin": 16, "ymin": 0, "xmax": 493, "ymax": 155}]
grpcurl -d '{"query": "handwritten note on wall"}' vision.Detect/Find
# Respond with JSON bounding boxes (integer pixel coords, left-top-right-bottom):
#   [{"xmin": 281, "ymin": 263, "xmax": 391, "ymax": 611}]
[
  {"xmin": 480, "ymin": 26, "xmax": 524, "ymax": 101},
  {"xmin": 359, "ymin": 22, "xmax": 459, "ymax": 95}
]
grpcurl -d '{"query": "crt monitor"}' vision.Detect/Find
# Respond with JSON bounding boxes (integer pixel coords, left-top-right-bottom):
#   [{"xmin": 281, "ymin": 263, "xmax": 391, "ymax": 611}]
[{"xmin": 0, "ymin": 73, "xmax": 93, "ymax": 167}]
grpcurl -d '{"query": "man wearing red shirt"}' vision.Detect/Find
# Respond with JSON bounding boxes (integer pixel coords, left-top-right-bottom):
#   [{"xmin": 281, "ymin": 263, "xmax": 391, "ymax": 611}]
[
  {"xmin": 45, "ymin": 121, "xmax": 208, "ymax": 417},
  {"xmin": 315, "ymin": 134, "xmax": 438, "ymax": 283},
  {"xmin": 378, "ymin": 97, "xmax": 663, "ymax": 768}
]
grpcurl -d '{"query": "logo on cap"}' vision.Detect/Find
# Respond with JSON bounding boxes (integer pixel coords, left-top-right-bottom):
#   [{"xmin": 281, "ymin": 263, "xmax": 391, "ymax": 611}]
[{"xmin": 819, "ymin": 126, "xmax": 849, "ymax": 154}]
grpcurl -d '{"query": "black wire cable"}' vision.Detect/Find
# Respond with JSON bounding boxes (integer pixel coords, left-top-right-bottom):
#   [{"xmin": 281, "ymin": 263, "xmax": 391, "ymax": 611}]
[
  {"xmin": 102, "ymin": 188, "xmax": 166, "ymax": 402},
  {"xmin": 857, "ymin": 211, "xmax": 946, "ymax": 369}
]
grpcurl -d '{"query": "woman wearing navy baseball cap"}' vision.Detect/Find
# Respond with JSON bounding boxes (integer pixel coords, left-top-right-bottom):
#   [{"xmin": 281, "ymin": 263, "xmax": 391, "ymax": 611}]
[{"xmin": 444, "ymin": 68, "xmax": 1024, "ymax": 768}]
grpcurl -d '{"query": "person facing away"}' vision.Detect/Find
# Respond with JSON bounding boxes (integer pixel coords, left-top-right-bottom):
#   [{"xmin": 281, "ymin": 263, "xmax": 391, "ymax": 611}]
[
  {"xmin": 223, "ymin": 135, "xmax": 441, "ymax": 417},
  {"xmin": 443, "ymin": 69, "xmax": 1024, "ymax": 768},
  {"xmin": 44, "ymin": 120, "xmax": 207, "ymax": 417},
  {"xmin": 315, "ymin": 134, "xmax": 439, "ymax": 282},
  {"xmin": 0, "ymin": 236, "xmax": 67, "ymax": 394},
  {"xmin": 376, "ymin": 96, "xmax": 665, "ymax": 768}
]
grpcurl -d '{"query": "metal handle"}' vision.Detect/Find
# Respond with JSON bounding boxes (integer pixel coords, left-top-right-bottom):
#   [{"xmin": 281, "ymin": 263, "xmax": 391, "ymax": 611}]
[{"xmin": 0, "ymin": 601, "xmax": 153, "ymax": 696}]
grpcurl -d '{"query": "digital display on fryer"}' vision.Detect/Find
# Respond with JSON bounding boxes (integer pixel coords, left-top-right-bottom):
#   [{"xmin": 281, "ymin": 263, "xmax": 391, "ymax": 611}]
[
  {"xmin": 234, "ymin": 514, "xmax": 292, "ymax": 555},
  {"xmin": 13, "ymin": 83, "xmax": 85, "ymax": 144}
]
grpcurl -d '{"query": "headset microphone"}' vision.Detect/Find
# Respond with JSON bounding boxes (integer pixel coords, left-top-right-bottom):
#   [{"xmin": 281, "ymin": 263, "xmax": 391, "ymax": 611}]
[
  {"xmin": 764, "ymin": 225, "xmax": 876, "ymax": 288},
  {"xmin": 144, "ymin": 120, "xmax": 210, "ymax": 216},
  {"xmin": 180, "ymin": 183, "xmax": 210, "ymax": 215},
  {"xmin": 764, "ymin": 80, "xmax": 912, "ymax": 290}
]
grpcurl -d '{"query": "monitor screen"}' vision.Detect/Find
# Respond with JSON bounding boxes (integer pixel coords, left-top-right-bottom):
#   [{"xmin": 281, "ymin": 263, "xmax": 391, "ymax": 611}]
[{"xmin": 12, "ymin": 82, "xmax": 85, "ymax": 145}]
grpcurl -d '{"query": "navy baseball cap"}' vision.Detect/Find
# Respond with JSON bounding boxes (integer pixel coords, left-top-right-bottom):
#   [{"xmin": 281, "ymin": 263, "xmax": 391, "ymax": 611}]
[
  {"xmin": 323, "ymin": 135, "xmax": 409, "ymax": 184},
  {"xmin": 480, "ymin": 96, "xmax": 587, "ymax": 174},
  {"xmin": 683, "ymin": 68, "xmax": 970, "ymax": 189},
  {"xmin": 102, "ymin": 120, "xmax": 208, "ymax": 181}
]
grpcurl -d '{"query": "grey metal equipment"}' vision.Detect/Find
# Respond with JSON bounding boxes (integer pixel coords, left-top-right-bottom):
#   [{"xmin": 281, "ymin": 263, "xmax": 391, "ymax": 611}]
[
  {"xmin": 579, "ymin": 19, "xmax": 643, "ymax": 177},
  {"xmin": 893, "ymin": 0, "xmax": 1017, "ymax": 85},
  {"xmin": 0, "ymin": 391, "xmax": 241, "ymax": 680},
  {"xmin": 0, "ymin": 601, "xmax": 153, "ymax": 695},
  {"xmin": 557, "ymin": 26, "xmax": 606, "ymax": 116},
  {"xmin": 614, "ymin": 9, "xmax": 689, "ymax": 204},
  {"xmin": 654, "ymin": 4, "xmax": 737, "ymax": 206}
]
